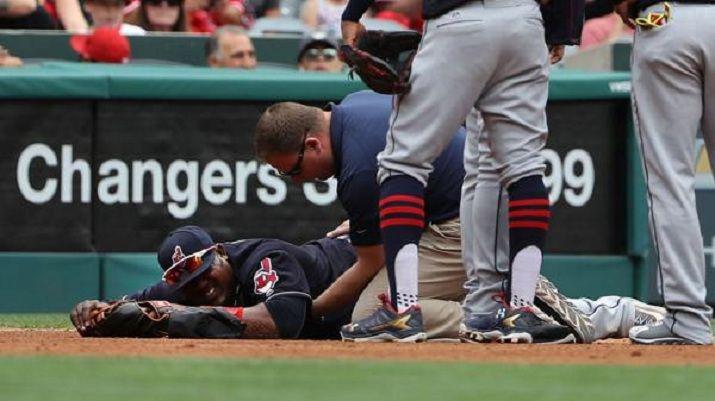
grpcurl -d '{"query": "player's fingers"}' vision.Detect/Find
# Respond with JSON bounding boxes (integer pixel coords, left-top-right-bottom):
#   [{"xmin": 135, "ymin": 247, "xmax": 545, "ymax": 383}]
[
  {"xmin": 615, "ymin": 4, "xmax": 635, "ymax": 29},
  {"xmin": 326, "ymin": 220, "xmax": 350, "ymax": 238},
  {"xmin": 549, "ymin": 45, "xmax": 565, "ymax": 64},
  {"xmin": 70, "ymin": 304, "xmax": 82, "ymax": 330}
]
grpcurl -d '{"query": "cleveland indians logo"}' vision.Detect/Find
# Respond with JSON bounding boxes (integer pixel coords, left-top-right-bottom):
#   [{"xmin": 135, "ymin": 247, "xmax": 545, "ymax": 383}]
[{"xmin": 254, "ymin": 257, "xmax": 279, "ymax": 295}]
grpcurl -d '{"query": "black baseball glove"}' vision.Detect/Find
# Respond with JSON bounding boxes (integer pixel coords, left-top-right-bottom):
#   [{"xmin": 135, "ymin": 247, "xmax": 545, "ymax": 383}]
[
  {"xmin": 75, "ymin": 300, "xmax": 246, "ymax": 339},
  {"xmin": 341, "ymin": 30, "xmax": 422, "ymax": 95}
]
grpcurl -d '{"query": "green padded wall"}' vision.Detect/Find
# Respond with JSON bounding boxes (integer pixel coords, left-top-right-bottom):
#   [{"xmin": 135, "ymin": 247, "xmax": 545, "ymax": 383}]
[
  {"xmin": 0, "ymin": 253, "xmax": 100, "ymax": 312},
  {"xmin": 101, "ymin": 254, "xmax": 160, "ymax": 300}
]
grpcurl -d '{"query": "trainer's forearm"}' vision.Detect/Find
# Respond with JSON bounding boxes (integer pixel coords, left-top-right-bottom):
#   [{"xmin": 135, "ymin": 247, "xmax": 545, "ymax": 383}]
[{"xmin": 312, "ymin": 260, "xmax": 382, "ymax": 317}]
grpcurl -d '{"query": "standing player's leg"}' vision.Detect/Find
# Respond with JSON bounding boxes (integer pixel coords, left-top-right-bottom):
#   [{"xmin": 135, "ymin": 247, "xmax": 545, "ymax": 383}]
[
  {"xmin": 461, "ymin": 109, "xmax": 511, "ymax": 321},
  {"xmin": 470, "ymin": 0, "xmax": 572, "ymax": 344},
  {"xmin": 341, "ymin": 2, "xmax": 498, "ymax": 342},
  {"xmin": 628, "ymin": 4, "xmax": 713, "ymax": 345}
]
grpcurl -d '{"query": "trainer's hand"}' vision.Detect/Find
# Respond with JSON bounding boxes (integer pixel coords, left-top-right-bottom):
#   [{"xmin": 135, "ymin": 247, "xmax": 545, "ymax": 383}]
[
  {"xmin": 549, "ymin": 45, "xmax": 565, "ymax": 64},
  {"xmin": 326, "ymin": 220, "xmax": 350, "ymax": 238},
  {"xmin": 70, "ymin": 300, "xmax": 109, "ymax": 335},
  {"xmin": 615, "ymin": 0, "xmax": 637, "ymax": 29},
  {"xmin": 341, "ymin": 20, "xmax": 366, "ymax": 48}
]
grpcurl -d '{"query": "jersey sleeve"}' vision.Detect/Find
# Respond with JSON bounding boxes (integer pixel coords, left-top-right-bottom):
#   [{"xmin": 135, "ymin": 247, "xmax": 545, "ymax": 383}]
[
  {"xmin": 340, "ymin": 170, "xmax": 382, "ymax": 246},
  {"xmin": 123, "ymin": 281, "xmax": 183, "ymax": 303},
  {"xmin": 264, "ymin": 294, "xmax": 309, "ymax": 338},
  {"xmin": 243, "ymin": 251, "xmax": 312, "ymax": 304},
  {"xmin": 243, "ymin": 251, "xmax": 313, "ymax": 338}
]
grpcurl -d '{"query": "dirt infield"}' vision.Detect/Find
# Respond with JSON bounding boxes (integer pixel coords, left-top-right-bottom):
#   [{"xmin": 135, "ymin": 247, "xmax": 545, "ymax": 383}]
[{"xmin": 2, "ymin": 330, "xmax": 715, "ymax": 365}]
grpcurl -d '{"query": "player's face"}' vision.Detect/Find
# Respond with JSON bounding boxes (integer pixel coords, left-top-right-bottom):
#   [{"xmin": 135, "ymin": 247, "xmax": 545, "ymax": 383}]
[{"xmin": 181, "ymin": 254, "xmax": 235, "ymax": 306}]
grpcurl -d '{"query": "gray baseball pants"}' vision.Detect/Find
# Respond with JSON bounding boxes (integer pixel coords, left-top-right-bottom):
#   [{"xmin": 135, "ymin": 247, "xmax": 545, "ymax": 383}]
[
  {"xmin": 461, "ymin": 110, "xmax": 647, "ymax": 341},
  {"xmin": 630, "ymin": 3, "xmax": 715, "ymax": 344},
  {"xmin": 376, "ymin": 0, "xmax": 548, "ymax": 187}
]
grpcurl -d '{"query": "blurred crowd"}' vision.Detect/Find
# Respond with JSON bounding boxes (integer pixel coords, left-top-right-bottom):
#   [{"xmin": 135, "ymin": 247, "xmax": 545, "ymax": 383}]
[
  {"xmin": 0, "ymin": 0, "xmax": 423, "ymax": 34},
  {"xmin": 0, "ymin": 0, "xmax": 635, "ymax": 69}
]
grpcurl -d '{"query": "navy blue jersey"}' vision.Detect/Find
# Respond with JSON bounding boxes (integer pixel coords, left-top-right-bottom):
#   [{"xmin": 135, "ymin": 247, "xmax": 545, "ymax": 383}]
[
  {"xmin": 329, "ymin": 90, "xmax": 465, "ymax": 247},
  {"xmin": 128, "ymin": 237, "xmax": 357, "ymax": 339}
]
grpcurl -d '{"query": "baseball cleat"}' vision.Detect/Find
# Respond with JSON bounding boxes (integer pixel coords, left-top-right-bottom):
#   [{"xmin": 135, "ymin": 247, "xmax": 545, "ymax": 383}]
[
  {"xmin": 632, "ymin": 300, "xmax": 666, "ymax": 327},
  {"xmin": 462, "ymin": 307, "xmax": 576, "ymax": 344},
  {"xmin": 460, "ymin": 310, "xmax": 506, "ymax": 343},
  {"xmin": 340, "ymin": 295, "xmax": 426, "ymax": 343},
  {"xmin": 534, "ymin": 276, "xmax": 595, "ymax": 343},
  {"xmin": 629, "ymin": 322, "xmax": 705, "ymax": 345}
]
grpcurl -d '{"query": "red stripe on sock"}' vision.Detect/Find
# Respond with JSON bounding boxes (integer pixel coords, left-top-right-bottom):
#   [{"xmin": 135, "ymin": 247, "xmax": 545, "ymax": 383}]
[
  {"xmin": 509, "ymin": 199, "xmax": 550, "ymax": 208},
  {"xmin": 379, "ymin": 206, "xmax": 425, "ymax": 219},
  {"xmin": 379, "ymin": 195, "xmax": 425, "ymax": 208},
  {"xmin": 508, "ymin": 210, "xmax": 551, "ymax": 218},
  {"xmin": 380, "ymin": 217, "xmax": 425, "ymax": 229},
  {"xmin": 509, "ymin": 221, "xmax": 549, "ymax": 230}
]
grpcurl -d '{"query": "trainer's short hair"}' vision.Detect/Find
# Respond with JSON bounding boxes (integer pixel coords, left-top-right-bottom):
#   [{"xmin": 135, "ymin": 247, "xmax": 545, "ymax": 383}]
[
  {"xmin": 205, "ymin": 25, "xmax": 250, "ymax": 61},
  {"xmin": 253, "ymin": 102, "xmax": 323, "ymax": 159}
]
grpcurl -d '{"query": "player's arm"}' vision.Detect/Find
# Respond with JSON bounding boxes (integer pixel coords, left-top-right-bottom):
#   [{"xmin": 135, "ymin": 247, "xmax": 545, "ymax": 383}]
[
  {"xmin": 237, "ymin": 251, "xmax": 313, "ymax": 338},
  {"xmin": 311, "ymin": 244, "xmax": 384, "ymax": 318},
  {"xmin": 124, "ymin": 281, "xmax": 182, "ymax": 302},
  {"xmin": 226, "ymin": 294, "xmax": 309, "ymax": 339},
  {"xmin": 341, "ymin": 0, "xmax": 374, "ymax": 46},
  {"xmin": 312, "ymin": 170, "xmax": 384, "ymax": 317}
]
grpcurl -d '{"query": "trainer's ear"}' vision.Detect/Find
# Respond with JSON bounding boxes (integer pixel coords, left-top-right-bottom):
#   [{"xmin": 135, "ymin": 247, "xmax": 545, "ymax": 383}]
[{"xmin": 305, "ymin": 136, "xmax": 323, "ymax": 152}]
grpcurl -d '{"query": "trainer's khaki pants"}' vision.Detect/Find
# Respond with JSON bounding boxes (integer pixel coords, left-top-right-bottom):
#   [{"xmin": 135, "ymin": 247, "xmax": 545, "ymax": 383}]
[{"xmin": 352, "ymin": 218, "xmax": 466, "ymax": 339}]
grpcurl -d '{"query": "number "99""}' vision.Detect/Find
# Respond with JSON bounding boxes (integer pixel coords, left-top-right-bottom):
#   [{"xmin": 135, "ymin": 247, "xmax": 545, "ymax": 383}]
[{"xmin": 541, "ymin": 149, "xmax": 595, "ymax": 207}]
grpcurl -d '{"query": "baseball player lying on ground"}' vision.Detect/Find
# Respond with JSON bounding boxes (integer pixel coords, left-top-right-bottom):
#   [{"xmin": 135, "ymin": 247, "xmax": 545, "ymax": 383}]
[
  {"xmin": 70, "ymin": 224, "xmax": 662, "ymax": 341},
  {"xmin": 70, "ymin": 226, "xmax": 356, "ymax": 339},
  {"xmin": 254, "ymin": 90, "xmax": 665, "ymax": 343}
]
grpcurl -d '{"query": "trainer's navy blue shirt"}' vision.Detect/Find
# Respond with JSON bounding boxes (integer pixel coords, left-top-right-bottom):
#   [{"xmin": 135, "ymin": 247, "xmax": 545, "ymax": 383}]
[{"xmin": 329, "ymin": 90, "xmax": 465, "ymax": 247}]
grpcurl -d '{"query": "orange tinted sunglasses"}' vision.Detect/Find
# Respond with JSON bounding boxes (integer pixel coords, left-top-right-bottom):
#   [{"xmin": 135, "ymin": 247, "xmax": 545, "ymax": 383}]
[{"xmin": 162, "ymin": 246, "xmax": 216, "ymax": 286}]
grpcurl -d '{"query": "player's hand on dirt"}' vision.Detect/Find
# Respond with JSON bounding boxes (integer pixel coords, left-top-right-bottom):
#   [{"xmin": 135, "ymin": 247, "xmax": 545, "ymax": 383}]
[
  {"xmin": 615, "ymin": 0, "xmax": 637, "ymax": 29},
  {"xmin": 341, "ymin": 20, "xmax": 366, "ymax": 48},
  {"xmin": 326, "ymin": 220, "xmax": 350, "ymax": 238},
  {"xmin": 70, "ymin": 300, "xmax": 110, "ymax": 334},
  {"xmin": 549, "ymin": 45, "xmax": 565, "ymax": 64}
]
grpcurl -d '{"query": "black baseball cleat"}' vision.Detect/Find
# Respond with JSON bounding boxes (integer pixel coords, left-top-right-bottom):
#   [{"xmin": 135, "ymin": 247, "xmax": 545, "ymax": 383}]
[
  {"xmin": 462, "ymin": 307, "xmax": 576, "ymax": 344},
  {"xmin": 340, "ymin": 295, "xmax": 427, "ymax": 343},
  {"xmin": 460, "ymin": 310, "xmax": 505, "ymax": 343}
]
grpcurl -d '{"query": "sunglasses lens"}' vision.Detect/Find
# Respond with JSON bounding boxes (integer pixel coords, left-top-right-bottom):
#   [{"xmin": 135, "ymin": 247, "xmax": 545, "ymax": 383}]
[
  {"xmin": 323, "ymin": 49, "xmax": 337, "ymax": 60},
  {"xmin": 306, "ymin": 48, "xmax": 337, "ymax": 61},
  {"xmin": 163, "ymin": 249, "xmax": 211, "ymax": 285}
]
